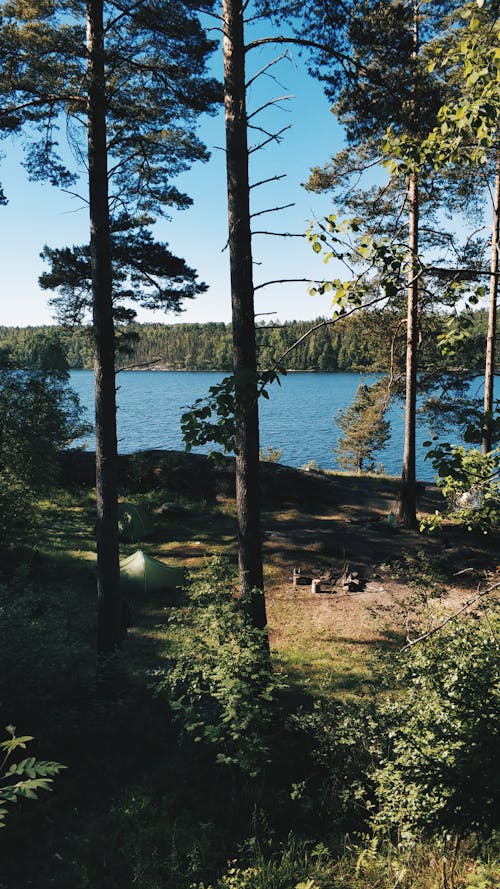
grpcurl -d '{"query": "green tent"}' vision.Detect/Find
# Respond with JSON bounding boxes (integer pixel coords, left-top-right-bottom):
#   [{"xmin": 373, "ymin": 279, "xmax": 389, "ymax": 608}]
[
  {"xmin": 118, "ymin": 502, "xmax": 154, "ymax": 541},
  {"xmin": 120, "ymin": 549, "xmax": 184, "ymax": 594}
]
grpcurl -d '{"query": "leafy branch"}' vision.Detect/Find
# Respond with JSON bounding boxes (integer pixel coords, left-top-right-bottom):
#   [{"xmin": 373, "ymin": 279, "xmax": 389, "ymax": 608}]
[{"xmin": 0, "ymin": 725, "xmax": 65, "ymax": 828}]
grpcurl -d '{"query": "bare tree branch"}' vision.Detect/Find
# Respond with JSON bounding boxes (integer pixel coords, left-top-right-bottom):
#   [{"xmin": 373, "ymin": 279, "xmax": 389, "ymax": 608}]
[
  {"xmin": 246, "ymin": 52, "xmax": 292, "ymax": 89},
  {"xmin": 254, "ymin": 277, "xmax": 324, "ymax": 291},
  {"xmin": 252, "ymin": 230, "xmax": 304, "ymax": 237},
  {"xmin": 401, "ymin": 580, "xmax": 500, "ymax": 651},
  {"xmin": 250, "ymin": 173, "xmax": 287, "ymax": 190},
  {"xmin": 250, "ymin": 202, "xmax": 295, "ymax": 219},
  {"xmin": 116, "ymin": 357, "xmax": 164, "ymax": 373},
  {"xmin": 248, "ymin": 124, "xmax": 291, "ymax": 154},
  {"xmin": 272, "ymin": 290, "xmax": 392, "ymax": 367},
  {"xmin": 247, "ymin": 95, "xmax": 294, "ymax": 120}
]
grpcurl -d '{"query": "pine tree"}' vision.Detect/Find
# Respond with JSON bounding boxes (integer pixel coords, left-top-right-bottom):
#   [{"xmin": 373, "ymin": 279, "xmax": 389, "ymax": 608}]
[
  {"xmin": 0, "ymin": 0, "xmax": 218, "ymax": 653},
  {"xmin": 300, "ymin": 0, "xmax": 463, "ymax": 527},
  {"xmin": 335, "ymin": 381, "xmax": 390, "ymax": 473}
]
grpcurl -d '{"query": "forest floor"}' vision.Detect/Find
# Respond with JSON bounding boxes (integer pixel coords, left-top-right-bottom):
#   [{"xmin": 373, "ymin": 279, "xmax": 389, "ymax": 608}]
[{"xmin": 59, "ymin": 449, "xmax": 499, "ymax": 697}]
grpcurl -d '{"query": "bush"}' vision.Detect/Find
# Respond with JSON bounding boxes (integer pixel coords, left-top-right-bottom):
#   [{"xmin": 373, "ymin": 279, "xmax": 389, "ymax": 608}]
[
  {"xmin": 424, "ymin": 443, "xmax": 500, "ymax": 533},
  {"xmin": 371, "ymin": 606, "xmax": 500, "ymax": 842},
  {"xmin": 0, "ymin": 470, "xmax": 37, "ymax": 554},
  {"xmin": 151, "ymin": 558, "xmax": 276, "ymax": 777},
  {"xmin": 286, "ymin": 698, "xmax": 385, "ymax": 834}
]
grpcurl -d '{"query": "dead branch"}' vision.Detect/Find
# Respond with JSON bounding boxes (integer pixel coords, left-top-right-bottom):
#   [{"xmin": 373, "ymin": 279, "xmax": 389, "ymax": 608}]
[
  {"xmin": 244, "ymin": 35, "xmax": 385, "ymax": 87},
  {"xmin": 247, "ymin": 95, "xmax": 294, "ymax": 120},
  {"xmin": 250, "ymin": 203, "xmax": 295, "ymax": 219},
  {"xmin": 116, "ymin": 357, "xmax": 164, "ymax": 373},
  {"xmin": 254, "ymin": 277, "xmax": 325, "ymax": 291},
  {"xmin": 272, "ymin": 291, "xmax": 391, "ymax": 366},
  {"xmin": 250, "ymin": 173, "xmax": 287, "ymax": 190},
  {"xmin": 252, "ymin": 230, "xmax": 305, "ymax": 237},
  {"xmin": 401, "ymin": 579, "xmax": 500, "ymax": 652},
  {"xmin": 246, "ymin": 52, "xmax": 292, "ymax": 90},
  {"xmin": 248, "ymin": 124, "xmax": 291, "ymax": 154},
  {"xmin": 427, "ymin": 266, "xmax": 496, "ymax": 280}
]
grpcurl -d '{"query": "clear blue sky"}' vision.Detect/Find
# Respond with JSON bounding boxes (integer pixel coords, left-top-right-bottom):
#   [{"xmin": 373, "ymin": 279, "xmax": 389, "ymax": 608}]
[{"xmin": 0, "ymin": 29, "xmax": 347, "ymax": 328}]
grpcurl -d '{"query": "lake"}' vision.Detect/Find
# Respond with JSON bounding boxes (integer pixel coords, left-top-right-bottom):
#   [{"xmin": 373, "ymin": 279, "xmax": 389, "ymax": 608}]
[{"xmin": 69, "ymin": 369, "xmax": 488, "ymax": 481}]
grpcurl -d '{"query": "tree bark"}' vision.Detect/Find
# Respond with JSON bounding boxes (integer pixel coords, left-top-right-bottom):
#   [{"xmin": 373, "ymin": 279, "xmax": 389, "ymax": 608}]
[
  {"xmin": 398, "ymin": 0, "xmax": 420, "ymax": 530},
  {"xmin": 398, "ymin": 173, "xmax": 419, "ymax": 529},
  {"xmin": 222, "ymin": 0, "xmax": 267, "ymax": 630},
  {"xmin": 482, "ymin": 154, "xmax": 499, "ymax": 455},
  {"xmin": 87, "ymin": 0, "xmax": 122, "ymax": 654}
]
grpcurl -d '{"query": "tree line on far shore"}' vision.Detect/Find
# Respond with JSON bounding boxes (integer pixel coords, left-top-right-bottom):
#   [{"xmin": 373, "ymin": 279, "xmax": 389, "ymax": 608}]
[{"xmin": 0, "ymin": 307, "xmax": 489, "ymax": 374}]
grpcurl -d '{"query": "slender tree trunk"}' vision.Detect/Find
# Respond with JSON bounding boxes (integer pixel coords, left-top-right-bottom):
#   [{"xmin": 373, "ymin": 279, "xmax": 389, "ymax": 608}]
[
  {"xmin": 482, "ymin": 154, "xmax": 499, "ymax": 455},
  {"xmin": 398, "ymin": 173, "xmax": 419, "ymax": 528},
  {"xmin": 398, "ymin": 0, "xmax": 420, "ymax": 530},
  {"xmin": 87, "ymin": 0, "xmax": 122, "ymax": 654},
  {"xmin": 222, "ymin": 0, "xmax": 267, "ymax": 631}
]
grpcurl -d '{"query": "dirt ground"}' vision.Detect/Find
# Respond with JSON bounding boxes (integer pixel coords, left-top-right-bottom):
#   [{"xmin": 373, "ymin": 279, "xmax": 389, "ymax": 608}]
[{"xmin": 255, "ymin": 465, "xmax": 499, "ymax": 650}]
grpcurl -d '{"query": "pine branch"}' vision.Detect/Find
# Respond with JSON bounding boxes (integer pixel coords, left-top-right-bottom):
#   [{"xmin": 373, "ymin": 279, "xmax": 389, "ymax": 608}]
[
  {"xmin": 104, "ymin": 0, "xmax": 150, "ymax": 34},
  {"xmin": 427, "ymin": 266, "xmax": 496, "ymax": 280},
  {"xmin": 244, "ymin": 35, "xmax": 384, "ymax": 87}
]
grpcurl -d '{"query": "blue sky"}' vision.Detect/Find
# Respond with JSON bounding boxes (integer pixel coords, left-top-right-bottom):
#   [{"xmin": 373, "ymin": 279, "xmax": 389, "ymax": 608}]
[{"xmin": 0, "ymin": 30, "xmax": 347, "ymax": 328}]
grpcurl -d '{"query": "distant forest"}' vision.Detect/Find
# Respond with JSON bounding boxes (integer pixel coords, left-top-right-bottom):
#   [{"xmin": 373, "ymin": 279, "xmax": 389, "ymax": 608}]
[{"xmin": 0, "ymin": 309, "xmax": 489, "ymax": 374}]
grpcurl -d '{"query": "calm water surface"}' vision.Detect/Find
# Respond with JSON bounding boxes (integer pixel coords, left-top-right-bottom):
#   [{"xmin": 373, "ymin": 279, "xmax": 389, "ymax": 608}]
[{"xmin": 69, "ymin": 369, "xmax": 487, "ymax": 481}]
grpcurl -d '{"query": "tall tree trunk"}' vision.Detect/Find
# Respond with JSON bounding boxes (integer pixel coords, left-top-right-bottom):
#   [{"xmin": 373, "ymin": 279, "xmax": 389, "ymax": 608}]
[
  {"xmin": 482, "ymin": 154, "xmax": 500, "ymax": 455},
  {"xmin": 222, "ymin": 0, "xmax": 267, "ymax": 631},
  {"xmin": 398, "ymin": 170, "xmax": 419, "ymax": 529},
  {"xmin": 398, "ymin": 0, "xmax": 420, "ymax": 530},
  {"xmin": 87, "ymin": 0, "xmax": 122, "ymax": 654}
]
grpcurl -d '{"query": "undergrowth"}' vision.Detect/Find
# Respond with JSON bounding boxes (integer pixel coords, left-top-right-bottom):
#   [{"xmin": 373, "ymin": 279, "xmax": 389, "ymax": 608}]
[{"xmin": 0, "ymin": 475, "xmax": 498, "ymax": 889}]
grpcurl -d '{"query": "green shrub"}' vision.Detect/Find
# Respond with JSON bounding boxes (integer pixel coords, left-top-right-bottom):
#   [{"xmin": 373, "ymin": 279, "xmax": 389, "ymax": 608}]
[
  {"xmin": 286, "ymin": 698, "xmax": 384, "ymax": 833},
  {"xmin": 0, "ymin": 470, "xmax": 37, "ymax": 553},
  {"xmin": 371, "ymin": 606, "xmax": 500, "ymax": 842},
  {"xmin": 424, "ymin": 443, "xmax": 500, "ymax": 533},
  {"xmin": 151, "ymin": 558, "xmax": 276, "ymax": 776}
]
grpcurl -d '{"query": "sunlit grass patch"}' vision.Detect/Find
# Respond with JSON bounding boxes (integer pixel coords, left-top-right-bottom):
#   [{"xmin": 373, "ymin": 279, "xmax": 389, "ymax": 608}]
[{"xmin": 273, "ymin": 640, "xmax": 384, "ymax": 700}]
